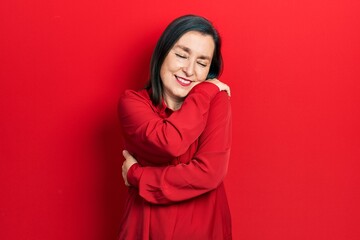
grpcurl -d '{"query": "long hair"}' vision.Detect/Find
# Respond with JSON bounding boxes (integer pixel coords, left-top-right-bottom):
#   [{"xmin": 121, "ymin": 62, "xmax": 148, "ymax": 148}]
[{"xmin": 147, "ymin": 15, "xmax": 223, "ymax": 106}]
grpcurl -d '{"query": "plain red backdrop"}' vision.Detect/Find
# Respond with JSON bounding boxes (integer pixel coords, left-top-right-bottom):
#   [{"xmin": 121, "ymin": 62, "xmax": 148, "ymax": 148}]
[{"xmin": 1, "ymin": 0, "xmax": 360, "ymax": 239}]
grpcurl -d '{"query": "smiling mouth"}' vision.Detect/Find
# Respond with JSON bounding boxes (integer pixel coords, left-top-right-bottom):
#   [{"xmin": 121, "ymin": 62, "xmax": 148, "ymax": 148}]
[{"xmin": 175, "ymin": 75, "xmax": 192, "ymax": 86}]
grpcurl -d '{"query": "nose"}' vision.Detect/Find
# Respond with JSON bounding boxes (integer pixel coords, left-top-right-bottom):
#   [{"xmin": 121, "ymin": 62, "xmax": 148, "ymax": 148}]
[{"xmin": 182, "ymin": 59, "xmax": 195, "ymax": 77}]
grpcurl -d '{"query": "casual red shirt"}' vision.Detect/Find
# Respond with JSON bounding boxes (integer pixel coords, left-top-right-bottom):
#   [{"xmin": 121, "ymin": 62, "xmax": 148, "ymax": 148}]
[{"xmin": 118, "ymin": 82, "xmax": 232, "ymax": 239}]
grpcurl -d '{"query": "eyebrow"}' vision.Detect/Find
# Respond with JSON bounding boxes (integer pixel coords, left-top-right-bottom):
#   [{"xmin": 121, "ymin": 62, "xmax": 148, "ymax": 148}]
[{"xmin": 173, "ymin": 44, "xmax": 211, "ymax": 61}]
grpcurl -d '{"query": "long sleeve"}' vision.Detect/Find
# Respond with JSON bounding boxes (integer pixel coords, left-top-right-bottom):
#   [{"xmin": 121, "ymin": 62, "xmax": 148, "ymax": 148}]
[
  {"xmin": 127, "ymin": 91, "xmax": 232, "ymax": 204},
  {"xmin": 118, "ymin": 82, "xmax": 219, "ymax": 162}
]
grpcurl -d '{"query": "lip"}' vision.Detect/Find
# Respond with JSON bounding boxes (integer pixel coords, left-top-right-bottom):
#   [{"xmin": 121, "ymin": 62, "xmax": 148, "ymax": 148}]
[{"xmin": 175, "ymin": 75, "xmax": 192, "ymax": 87}]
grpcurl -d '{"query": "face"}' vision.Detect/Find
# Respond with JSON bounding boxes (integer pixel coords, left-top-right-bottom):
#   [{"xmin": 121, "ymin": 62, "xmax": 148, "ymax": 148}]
[{"xmin": 160, "ymin": 31, "xmax": 215, "ymax": 109}]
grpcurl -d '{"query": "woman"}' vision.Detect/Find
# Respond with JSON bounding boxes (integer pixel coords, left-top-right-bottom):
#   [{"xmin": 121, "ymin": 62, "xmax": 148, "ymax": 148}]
[{"xmin": 118, "ymin": 15, "xmax": 232, "ymax": 239}]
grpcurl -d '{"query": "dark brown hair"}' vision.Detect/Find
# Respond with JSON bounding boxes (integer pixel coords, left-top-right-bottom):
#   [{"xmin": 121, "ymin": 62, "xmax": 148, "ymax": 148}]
[{"xmin": 147, "ymin": 15, "xmax": 223, "ymax": 106}]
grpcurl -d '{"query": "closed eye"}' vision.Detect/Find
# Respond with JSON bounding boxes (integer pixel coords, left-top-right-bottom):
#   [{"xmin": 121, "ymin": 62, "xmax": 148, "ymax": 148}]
[
  {"xmin": 175, "ymin": 53, "xmax": 187, "ymax": 59},
  {"xmin": 197, "ymin": 62, "xmax": 207, "ymax": 67}
]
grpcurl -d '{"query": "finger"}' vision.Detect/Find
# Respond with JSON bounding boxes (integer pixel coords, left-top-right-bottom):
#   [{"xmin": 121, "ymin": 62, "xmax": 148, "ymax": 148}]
[{"xmin": 122, "ymin": 150, "xmax": 130, "ymax": 158}]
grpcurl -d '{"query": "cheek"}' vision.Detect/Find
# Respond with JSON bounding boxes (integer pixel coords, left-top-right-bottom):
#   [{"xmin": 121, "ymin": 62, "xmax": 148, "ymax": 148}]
[
  {"xmin": 163, "ymin": 55, "xmax": 182, "ymax": 72},
  {"xmin": 197, "ymin": 68, "xmax": 210, "ymax": 81},
  {"xmin": 160, "ymin": 62, "xmax": 173, "ymax": 79}
]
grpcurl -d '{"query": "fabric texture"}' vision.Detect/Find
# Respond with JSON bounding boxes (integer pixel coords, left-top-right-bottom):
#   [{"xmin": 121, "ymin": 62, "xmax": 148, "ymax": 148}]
[{"xmin": 118, "ymin": 82, "xmax": 232, "ymax": 240}]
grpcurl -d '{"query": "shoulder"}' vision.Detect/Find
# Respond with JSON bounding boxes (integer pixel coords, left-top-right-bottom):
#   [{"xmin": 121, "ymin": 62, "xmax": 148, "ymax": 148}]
[
  {"xmin": 120, "ymin": 89, "xmax": 150, "ymax": 101},
  {"xmin": 119, "ymin": 89, "xmax": 151, "ymax": 105},
  {"xmin": 118, "ymin": 89, "xmax": 154, "ymax": 112}
]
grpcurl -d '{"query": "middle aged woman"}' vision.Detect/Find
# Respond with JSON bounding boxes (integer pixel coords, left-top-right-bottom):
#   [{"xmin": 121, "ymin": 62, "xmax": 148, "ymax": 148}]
[{"xmin": 118, "ymin": 15, "xmax": 232, "ymax": 239}]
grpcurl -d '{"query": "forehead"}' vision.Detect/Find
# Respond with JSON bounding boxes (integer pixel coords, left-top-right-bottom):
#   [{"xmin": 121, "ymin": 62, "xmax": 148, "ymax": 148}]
[{"xmin": 173, "ymin": 31, "xmax": 215, "ymax": 58}]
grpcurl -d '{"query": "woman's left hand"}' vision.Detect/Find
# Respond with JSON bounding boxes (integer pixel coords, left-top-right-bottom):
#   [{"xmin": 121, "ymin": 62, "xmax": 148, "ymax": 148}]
[
  {"xmin": 122, "ymin": 150, "xmax": 138, "ymax": 186},
  {"xmin": 206, "ymin": 78, "xmax": 231, "ymax": 97}
]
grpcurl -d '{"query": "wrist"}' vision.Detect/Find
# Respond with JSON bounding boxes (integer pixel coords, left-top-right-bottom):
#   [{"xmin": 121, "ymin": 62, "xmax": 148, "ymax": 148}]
[{"xmin": 127, "ymin": 163, "xmax": 142, "ymax": 187}]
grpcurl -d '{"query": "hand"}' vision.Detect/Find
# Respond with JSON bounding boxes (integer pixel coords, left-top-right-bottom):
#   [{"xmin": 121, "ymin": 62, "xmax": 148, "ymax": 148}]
[
  {"xmin": 206, "ymin": 78, "xmax": 231, "ymax": 97},
  {"xmin": 122, "ymin": 150, "xmax": 138, "ymax": 187}
]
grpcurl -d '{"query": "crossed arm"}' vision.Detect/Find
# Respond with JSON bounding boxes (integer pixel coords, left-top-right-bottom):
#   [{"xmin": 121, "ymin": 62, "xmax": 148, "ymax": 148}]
[
  {"xmin": 118, "ymin": 82, "xmax": 226, "ymax": 162},
  {"xmin": 121, "ymin": 89, "xmax": 232, "ymax": 204}
]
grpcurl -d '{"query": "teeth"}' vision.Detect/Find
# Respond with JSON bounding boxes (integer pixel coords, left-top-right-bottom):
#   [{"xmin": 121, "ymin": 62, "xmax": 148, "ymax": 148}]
[
  {"xmin": 179, "ymin": 78, "xmax": 190, "ymax": 84},
  {"xmin": 177, "ymin": 76, "xmax": 191, "ymax": 84}
]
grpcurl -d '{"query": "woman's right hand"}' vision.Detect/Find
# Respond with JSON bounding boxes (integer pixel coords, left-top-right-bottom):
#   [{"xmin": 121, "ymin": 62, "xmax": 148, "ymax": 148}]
[
  {"xmin": 206, "ymin": 78, "xmax": 231, "ymax": 97},
  {"xmin": 122, "ymin": 150, "xmax": 138, "ymax": 187}
]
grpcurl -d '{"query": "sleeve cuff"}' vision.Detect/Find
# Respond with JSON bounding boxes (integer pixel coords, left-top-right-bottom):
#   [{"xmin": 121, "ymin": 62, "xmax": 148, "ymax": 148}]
[
  {"xmin": 127, "ymin": 163, "xmax": 143, "ymax": 187},
  {"xmin": 190, "ymin": 81, "xmax": 220, "ymax": 99}
]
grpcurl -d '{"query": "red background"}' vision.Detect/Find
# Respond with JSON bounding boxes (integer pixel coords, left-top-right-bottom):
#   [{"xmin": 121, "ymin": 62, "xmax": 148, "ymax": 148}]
[{"xmin": 1, "ymin": 0, "xmax": 360, "ymax": 239}]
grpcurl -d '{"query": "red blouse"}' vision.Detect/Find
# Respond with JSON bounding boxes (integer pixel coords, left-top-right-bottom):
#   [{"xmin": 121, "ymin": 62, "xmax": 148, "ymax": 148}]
[{"xmin": 118, "ymin": 82, "xmax": 232, "ymax": 239}]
